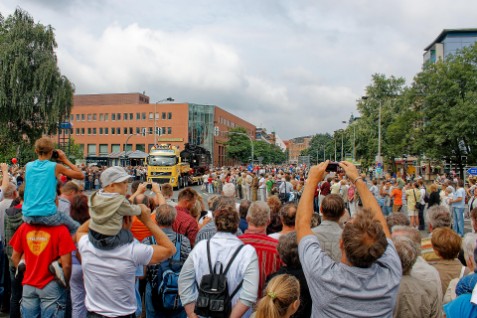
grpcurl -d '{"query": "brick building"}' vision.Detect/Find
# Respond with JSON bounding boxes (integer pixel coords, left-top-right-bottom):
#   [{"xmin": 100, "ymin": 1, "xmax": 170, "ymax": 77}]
[
  {"xmin": 66, "ymin": 93, "xmax": 256, "ymax": 167},
  {"xmin": 287, "ymin": 136, "xmax": 312, "ymax": 164}
]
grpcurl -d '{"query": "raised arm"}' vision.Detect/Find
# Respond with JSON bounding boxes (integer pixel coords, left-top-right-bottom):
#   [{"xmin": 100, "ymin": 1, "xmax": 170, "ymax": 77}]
[
  {"xmin": 296, "ymin": 160, "xmax": 329, "ymax": 243},
  {"xmin": 339, "ymin": 161, "xmax": 391, "ymax": 238},
  {"xmin": 1, "ymin": 163, "xmax": 9, "ymax": 194},
  {"xmin": 55, "ymin": 150, "xmax": 84, "ymax": 180}
]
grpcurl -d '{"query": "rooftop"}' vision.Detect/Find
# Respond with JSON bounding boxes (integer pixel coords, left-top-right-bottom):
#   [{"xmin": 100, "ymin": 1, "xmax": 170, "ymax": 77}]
[{"xmin": 425, "ymin": 28, "xmax": 477, "ymax": 51}]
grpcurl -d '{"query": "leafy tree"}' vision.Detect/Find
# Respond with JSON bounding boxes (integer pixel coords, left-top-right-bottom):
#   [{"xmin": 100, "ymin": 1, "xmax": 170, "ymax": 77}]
[
  {"xmin": 409, "ymin": 42, "xmax": 477, "ymax": 177},
  {"xmin": 225, "ymin": 127, "xmax": 252, "ymax": 163},
  {"xmin": 300, "ymin": 133, "xmax": 333, "ymax": 164},
  {"xmin": 0, "ymin": 8, "xmax": 74, "ymax": 147},
  {"xmin": 355, "ymin": 74, "xmax": 406, "ymax": 167}
]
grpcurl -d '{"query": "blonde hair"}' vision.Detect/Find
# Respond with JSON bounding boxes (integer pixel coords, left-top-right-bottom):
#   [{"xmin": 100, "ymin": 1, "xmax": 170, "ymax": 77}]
[{"xmin": 254, "ymin": 274, "xmax": 300, "ymax": 318}]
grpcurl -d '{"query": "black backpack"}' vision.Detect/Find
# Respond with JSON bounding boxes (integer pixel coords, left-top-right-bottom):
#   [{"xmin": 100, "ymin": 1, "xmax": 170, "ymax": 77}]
[
  {"xmin": 195, "ymin": 240, "xmax": 245, "ymax": 318},
  {"xmin": 150, "ymin": 233, "xmax": 183, "ymax": 311}
]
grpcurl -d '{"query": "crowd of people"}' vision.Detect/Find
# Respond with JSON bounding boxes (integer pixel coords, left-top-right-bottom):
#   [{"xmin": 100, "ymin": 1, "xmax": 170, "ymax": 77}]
[{"xmin": 1, "ymin": 137, "xmax": 477, "ymax": 317}]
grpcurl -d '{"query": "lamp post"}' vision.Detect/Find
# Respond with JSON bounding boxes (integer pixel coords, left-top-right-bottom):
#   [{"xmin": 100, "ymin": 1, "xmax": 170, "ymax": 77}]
[
  {"xmin": 341, "ymin": 121, "xmax": 346, "ymax": 161},
  {"xmin": 361, "ymin": 96, "xmax": 383, "ymax": 176},
  {"xmin": 123, "ymin": 133, "xmax": 139, "ymax": 166},
  {"xmin": 155, "ymin": 97, "xmax": 174, "ymax": 146}
]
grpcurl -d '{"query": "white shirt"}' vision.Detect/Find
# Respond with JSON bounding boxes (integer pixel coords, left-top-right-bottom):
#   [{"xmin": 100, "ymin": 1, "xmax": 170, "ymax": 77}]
[{"xmin": 78, "ymin": 235, "xmax": 153, "ymax": 316}]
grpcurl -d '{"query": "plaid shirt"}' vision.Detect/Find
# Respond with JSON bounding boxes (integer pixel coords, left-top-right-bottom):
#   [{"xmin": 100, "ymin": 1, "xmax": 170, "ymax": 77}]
[{"xmin": 172, "ymin": 206, "xmax": 199, "ymax": 246}]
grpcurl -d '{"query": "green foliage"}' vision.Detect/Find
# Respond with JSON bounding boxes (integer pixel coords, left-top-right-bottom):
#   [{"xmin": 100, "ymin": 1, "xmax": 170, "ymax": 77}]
[
  {"xmin": 225, "ymin": 127, "xmax": 252, "ymax": 163},
  {"xmin": 0, "ymin": 8, "xmax": 74, "ymax": 149},
  {"xmin": 225, "ymin": 127, "xmax": 286, "ymax": 164},
  {"xmin": 300, "ymin": 133, "xmax": 333, "ymax": 164}
]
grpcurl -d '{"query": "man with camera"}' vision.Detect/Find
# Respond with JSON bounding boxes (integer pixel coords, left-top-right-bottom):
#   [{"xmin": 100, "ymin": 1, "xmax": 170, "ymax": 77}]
[{"xmin": 296, "ymin": 160, "xmax": 401, "ymax": 317}]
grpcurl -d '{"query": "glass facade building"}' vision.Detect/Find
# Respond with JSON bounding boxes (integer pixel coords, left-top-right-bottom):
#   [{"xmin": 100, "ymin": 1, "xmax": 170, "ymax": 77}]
[{"xmin": 188, "ymin": 103, "xmax": 215, "ymax": 158}]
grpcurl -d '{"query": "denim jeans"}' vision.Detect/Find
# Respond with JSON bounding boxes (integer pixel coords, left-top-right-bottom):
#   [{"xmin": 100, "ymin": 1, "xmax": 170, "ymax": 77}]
[
  {"xmin": 70, "ymin": 264, "xmax": 87, "ymax": 318},
  {"xmin": 23, "ymin": 210, "xmax": 80, "ymax": 234},
  {"xmin": 9, "ymin": 266, "xmax": 22, "ymax": 318},
  {"xmin": 21, "ymin": 281, "xmax": 66, "ymax": 318},
  {"xmin": 453, "ymin": 207, "xmax": 465, "ymax": 236}
]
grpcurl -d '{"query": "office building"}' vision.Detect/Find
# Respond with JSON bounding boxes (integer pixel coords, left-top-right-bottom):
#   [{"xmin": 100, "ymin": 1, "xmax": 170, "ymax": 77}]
[{"xmin": 424, "ymin": 28, "xmax": 477, "ymax": 64}]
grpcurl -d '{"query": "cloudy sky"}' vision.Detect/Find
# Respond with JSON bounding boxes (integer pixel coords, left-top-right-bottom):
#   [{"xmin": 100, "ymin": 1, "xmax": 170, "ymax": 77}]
[{"xmin": 1, "ymin": 0, "xmax": 476, "ymax": 139}]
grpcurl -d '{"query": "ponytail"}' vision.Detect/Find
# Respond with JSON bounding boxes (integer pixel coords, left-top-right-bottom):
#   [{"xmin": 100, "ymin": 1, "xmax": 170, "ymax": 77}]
[{"xmin": 254, "ymin": 274, "xmax": 300, "ymax": 318}]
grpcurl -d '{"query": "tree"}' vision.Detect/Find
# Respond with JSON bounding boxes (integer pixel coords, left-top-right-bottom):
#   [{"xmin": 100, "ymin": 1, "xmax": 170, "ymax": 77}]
[
  {"xmin": 409, "ymin": 42, "xmax": 477, "ymax": 177},
  {"xmin": 0, "ymin": 8, "xmax": 74, "ymax": 147},
  {"xmin": 355, "ymin": 74, "xmax": 406, "ymax": 168},
  {"xmin": 225, "ymin": 127, "xmax": 252, "ymax": 163},
  {"xmin": 300, "ymin": 133, "xmax": 333, "ymax": 164}
]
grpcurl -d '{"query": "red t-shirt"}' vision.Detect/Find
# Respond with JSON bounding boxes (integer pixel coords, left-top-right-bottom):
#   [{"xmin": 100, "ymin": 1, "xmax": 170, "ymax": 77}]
[
  {"xmin": 10, "ymin": 224, "xmax": 76, "ymax": 289},
  {"xmin": 391, "ymin": 188, "xmax": 403, "ymax": 205}
]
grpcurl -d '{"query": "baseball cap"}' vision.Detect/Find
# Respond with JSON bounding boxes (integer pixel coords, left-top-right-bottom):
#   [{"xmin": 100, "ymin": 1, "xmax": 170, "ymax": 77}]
[{"xmin": 100, "ymin": 166, "xmax": 131, "ymax": 188}]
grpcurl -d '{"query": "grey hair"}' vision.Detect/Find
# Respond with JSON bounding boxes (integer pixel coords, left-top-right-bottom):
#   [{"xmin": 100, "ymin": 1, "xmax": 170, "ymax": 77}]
[
  {"xmin": 391, "ymin": 225, "xmax": 422, "ymax": 254},
  {"xmin": 427, "ymin": 205, "xmax": 452, "ymax": 229},
  {"xmin": 155, "ymin": 204, "xmax": 177, "ymax": 227},
  {"xmin": 246, "ymin": 201, "xmax": 270, "ymax": 227},
  {"xmin": 462, "ymin": 234, "xmax": 477, "ymax": 269},
  {"xmin": 393, "ymin": 236, "xmax": 418, "ymax": 275},
  {"xmin": 222, "ymin": 183, "xmax": 236, "ymax": 198}
]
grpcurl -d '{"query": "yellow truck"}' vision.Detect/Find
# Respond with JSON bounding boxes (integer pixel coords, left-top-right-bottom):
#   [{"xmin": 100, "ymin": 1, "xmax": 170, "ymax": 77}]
[{"xmin": 146, "ymin": 144, "xmax": 191, "ymax": 189}]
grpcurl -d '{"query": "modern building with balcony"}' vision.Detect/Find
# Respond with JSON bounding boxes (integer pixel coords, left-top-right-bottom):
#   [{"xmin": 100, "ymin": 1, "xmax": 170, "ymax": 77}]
[{"xmin": 424, "ymin": 28, "xmax": 477, "ymax": 64}]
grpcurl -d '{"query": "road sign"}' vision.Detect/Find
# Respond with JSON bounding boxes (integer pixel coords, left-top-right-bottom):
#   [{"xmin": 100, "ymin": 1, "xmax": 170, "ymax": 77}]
[
  {"xmin": 376, "ymin": 167, "xmax": 383, "ymax": 174},
  {"xmin": 467, "ymin": 167, "xmax": 477, "ymax": 175}
]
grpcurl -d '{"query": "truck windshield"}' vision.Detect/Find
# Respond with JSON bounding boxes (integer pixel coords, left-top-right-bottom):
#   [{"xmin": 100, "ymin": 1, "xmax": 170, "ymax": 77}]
[{"xmin": 148, "ymin": 156, "xmax": 177, "ymax": 166}]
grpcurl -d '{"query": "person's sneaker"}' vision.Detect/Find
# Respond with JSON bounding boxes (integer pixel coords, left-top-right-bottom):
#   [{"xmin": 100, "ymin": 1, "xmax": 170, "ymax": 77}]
[
  {"xmin": 15, "ymin": 260, "xmax": 26, "ymax": 280},
  {"xmin": 49, "ymin": 260, "xmax": 67, "ymax": 288}
]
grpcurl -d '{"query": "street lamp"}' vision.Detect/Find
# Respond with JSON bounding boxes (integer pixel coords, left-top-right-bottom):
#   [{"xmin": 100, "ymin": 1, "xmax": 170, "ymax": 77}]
[
  {"xmin": 155, "ymin": 97, "xmax": 174, "ymax": 145},
  {"xmin": 123, "ymin": 133, "xmax": 139, "ymax": 166},
  {"xmin": 361, "ymin": 96, "xmax": 382, "ymax": 175},
  {"xmin": 341, "ymin": 121, "xmax": 347, "ymax": 161}
]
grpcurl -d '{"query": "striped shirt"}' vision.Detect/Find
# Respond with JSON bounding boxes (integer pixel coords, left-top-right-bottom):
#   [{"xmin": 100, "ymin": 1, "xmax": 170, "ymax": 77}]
[{"xmin": 239, "ymin": 232, "xmax": 282, "ymax": 297}]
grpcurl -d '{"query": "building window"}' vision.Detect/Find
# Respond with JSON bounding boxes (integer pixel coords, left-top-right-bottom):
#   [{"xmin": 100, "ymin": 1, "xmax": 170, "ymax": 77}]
[
  {"xmin": 76, "ymin": 114, "xmax": 80, "ymax": 121},
  {"xmin": 124, "ymin": 113, "xmax": 128, "ymax": 121},
  {"xmin": 162, "ymin": 112, "xmax": 166, "ymax": 120},
  {"xmin": 136, "ymin": 113, "xmax": 140, "ymax": 120},
  {"xmin": 87, "ymin": 114, "xmax": 92, "ymax": 121},
  {"xmin": 79, "ymin": 144, "xmax": 84, "ymax": 154},
  {"xmin": 70, "ymin": 114, "xmax": 74, "ymax": 121},
  {"xmin": 111, "ymin": 144, "xmax": 120, "ymax": 153},
  {"xmin": 155, "ymin": 112, "xmax": 159, "ymax": 120},
  {"xmin": 99, "ymin": 114, "xmax": 103, "ymax": 121},
  {"xmin": 168, "ymin": 127, "xmax": 172, "ymax": 134},
  {"xmin": 104, "ymin": 114, "xmax": 109, "ymax": 121},
  {"xmin": 136, "ymin": 144, "xmax": 145, "ymax": 152},
  {"xmin": 129, "ymin": 127, "xmax": 133, "ymax": 134},
  {"xmin": 116, "ymin": 127, "xmax": 121, "ymax": 134},
  {"xmin": 149, "ymin": 112, "xmax": 153, "ymax": 119},
  {"xmin": 87, "ymin": 128, "xmax": 91, "ymax": 135},
  {"xmin": 142, "ymin": 112, "xmax": 146, "ymax": 120},
  {"xmin": 124, "ymin": 127, "xmax": 128, "ymax": 134},
  {"xmin": 75, "ymin": 128, "xmax": 79, "ymax": 135},
  {"xmin": 148, "ymin": 127, "xmax": 153, "ymax": 134},
  {"xmin": 112, "ymin": 113, "xmax": 116, "ymax": 121},
  {"xmin": 81, "ymin": 128, "xmax": 85, "ymax": 135},
  {"xmin": 136, "ymin": 127, "xmax": 140, "ymax": 134},
  {"xmin": 92, "ymin": 128, "xmax": 97, "ymax": 135},
  {"xmin": 81, "ymin": 114, "xmax": 85, "ymax": 121},
  {"xmin": 93, "ymin": 114, "xmax": 97, "ymax": 121},
  {"xmin": 99, "ymin": 144, "xmax": 108, "ymax": 155},
  {"xmin": 129, "ymin": 113, "xmax": 133, "ymax": 120},
  {"xmin": 104, "ymin": 128, "xmax": 109, "ymax": 135},
  {"xmin": 111, "ymin": 128, "xmax": 115, "ymax": 135},
  {"xmin": 117, "ymin": 113, "xmax": 121, "ymax": 120},
  {"xmin": 99, "ymin": 128, "xmax": 103, "ymax": 135},
  {"xmin": 87, "ymin": 144, "xmax": 96, "ymax": 156},
  {"xmin": 168, "ymin": 112, "xmax": 172, "ymax": 120}
]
